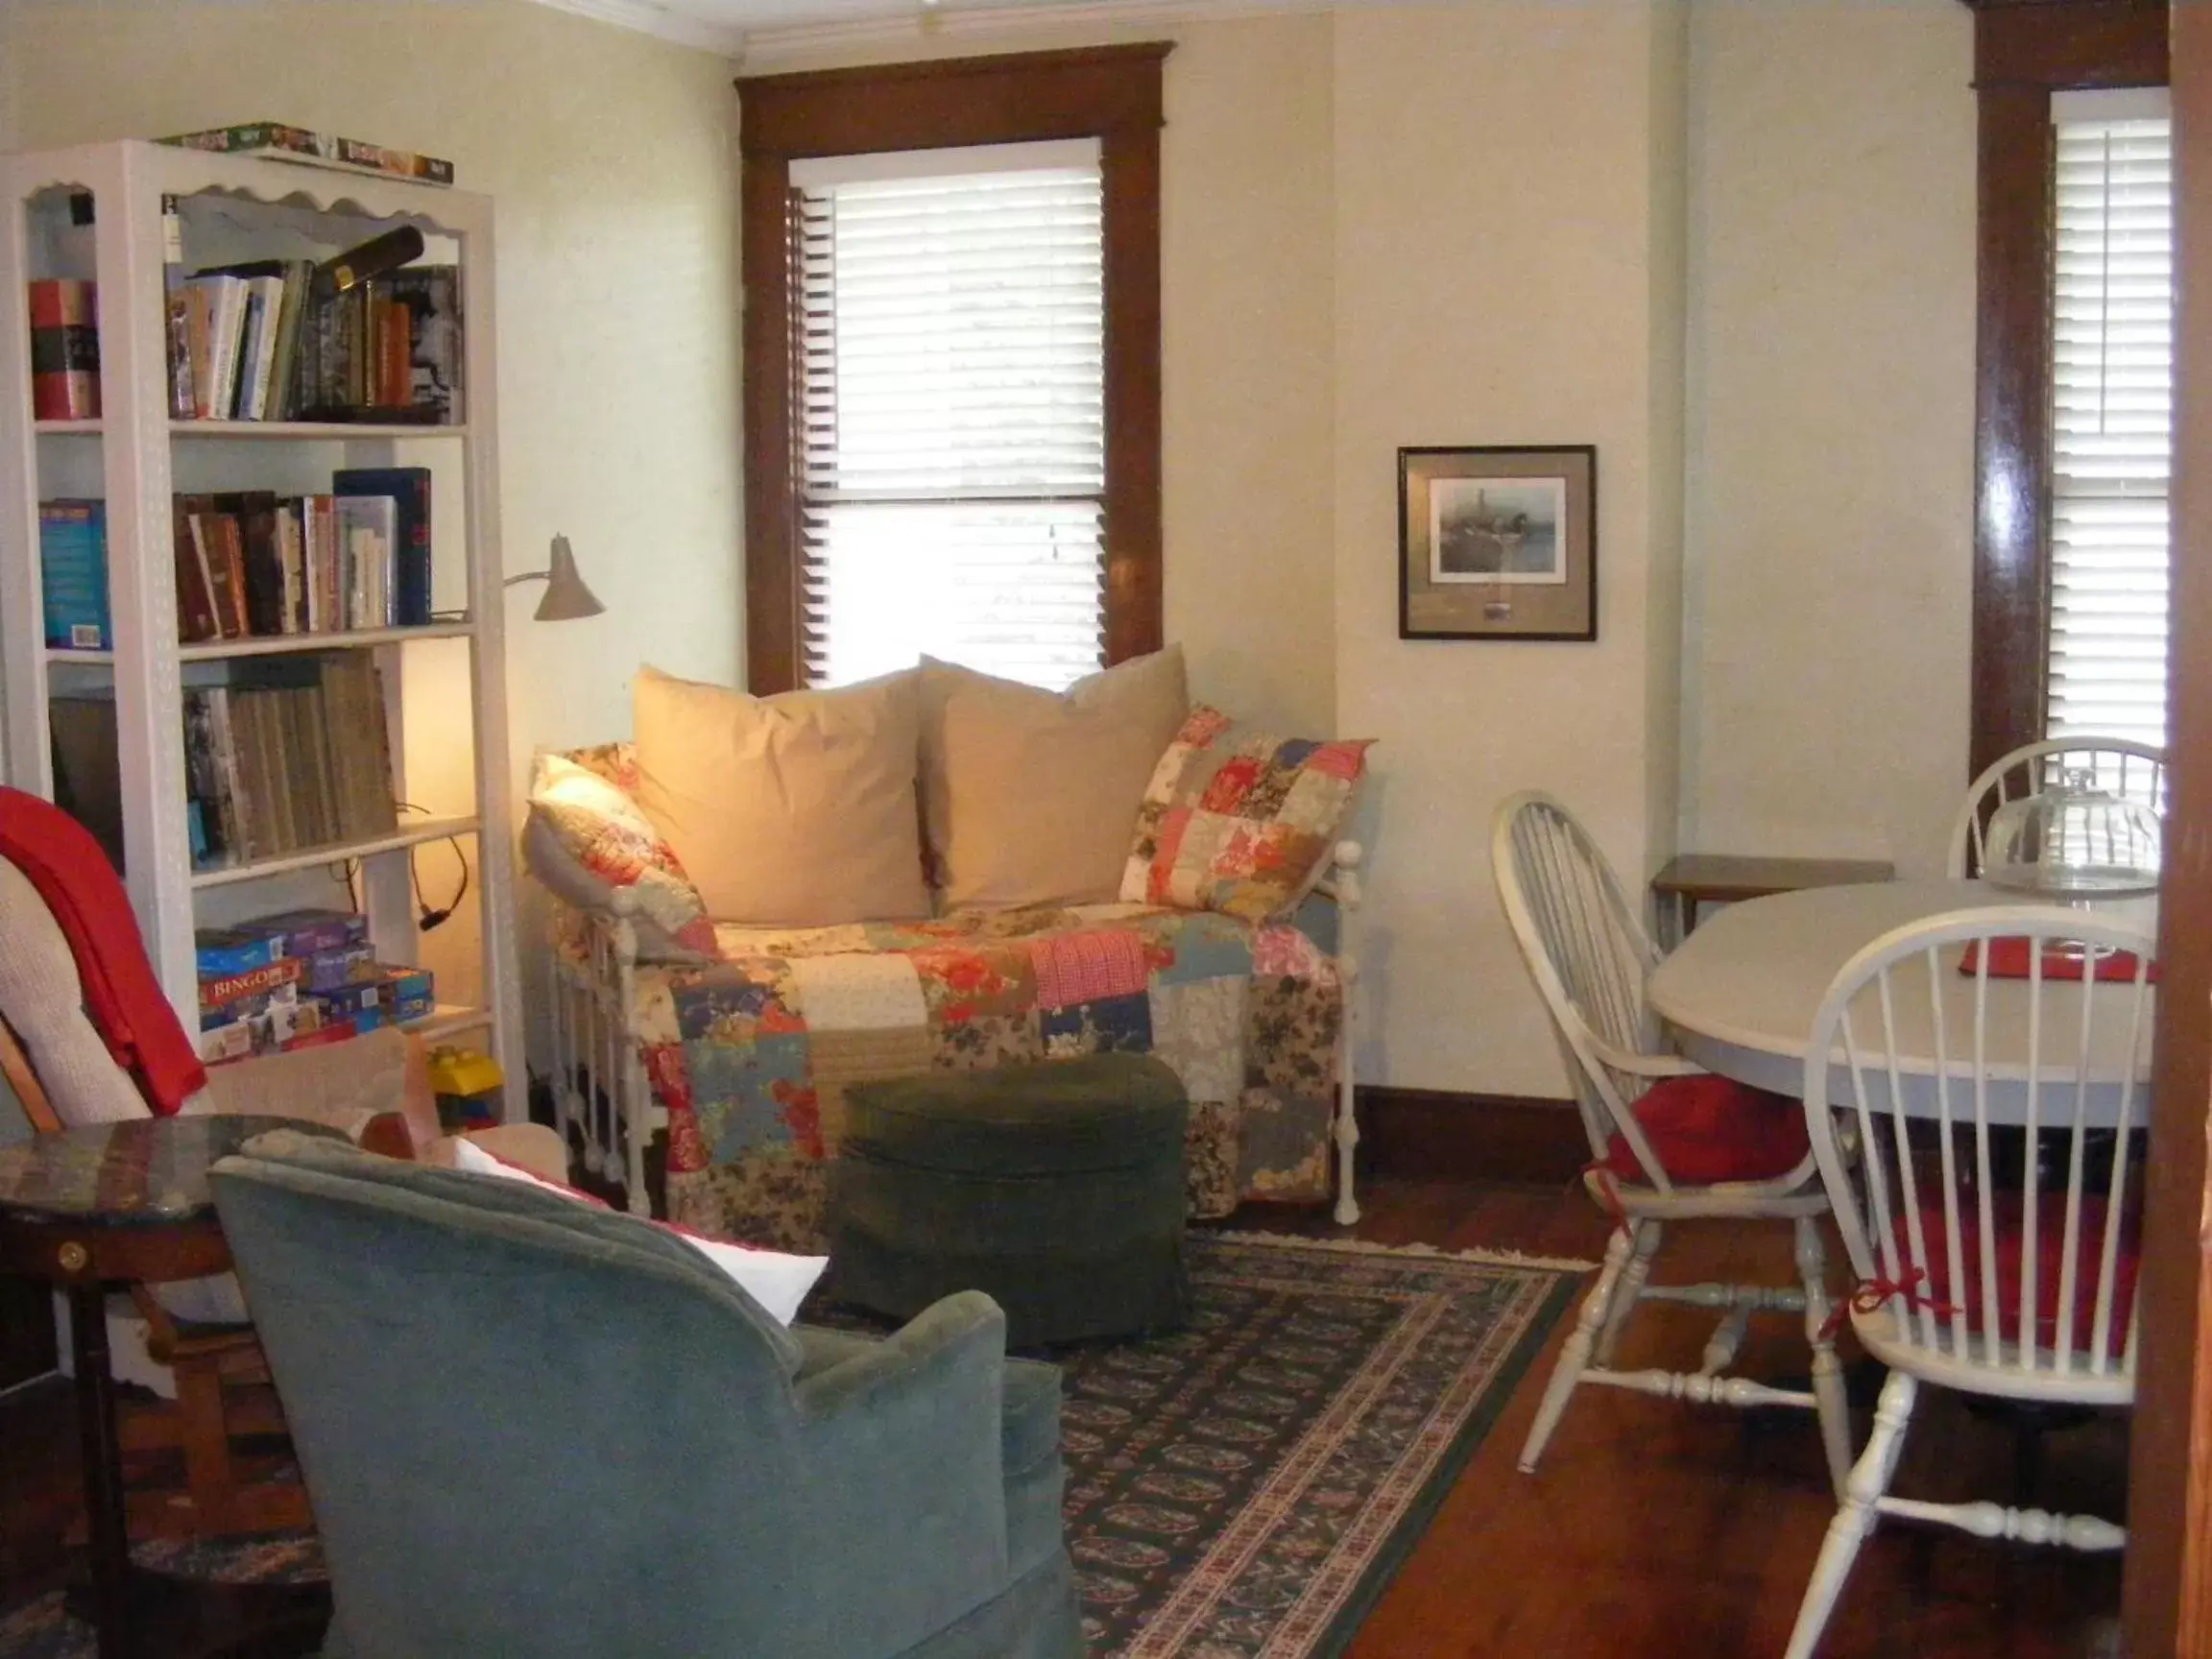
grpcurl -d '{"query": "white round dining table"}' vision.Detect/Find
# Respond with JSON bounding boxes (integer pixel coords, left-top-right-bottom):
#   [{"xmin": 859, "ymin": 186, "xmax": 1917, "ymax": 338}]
[{"xmin": 1645, "ymin": 878, "xmax": 2159, "ymax": 1126}]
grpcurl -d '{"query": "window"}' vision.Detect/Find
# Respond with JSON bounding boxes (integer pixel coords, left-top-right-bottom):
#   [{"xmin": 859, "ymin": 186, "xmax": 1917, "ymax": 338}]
[
  {"xmin": 1963, "ymin": 2, "xmax": 2167, "ymax": 782},
  {"xmin": 2046, "ymin": 91, "xmax": 2172, "ymax": 751},
  {"xmin": 792, "ymin": 143, "xmax": 1106, "ymax": 689},
  {"xmin": 736, "ymin": 46, "xmax": 1169, "ymax": 695}
]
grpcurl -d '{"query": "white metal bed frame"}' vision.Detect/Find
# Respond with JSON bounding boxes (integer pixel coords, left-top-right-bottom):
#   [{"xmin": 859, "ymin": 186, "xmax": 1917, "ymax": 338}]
[{"xmin": 538, "ymin": 841, "xmax": 1367, "ymax": 1223}]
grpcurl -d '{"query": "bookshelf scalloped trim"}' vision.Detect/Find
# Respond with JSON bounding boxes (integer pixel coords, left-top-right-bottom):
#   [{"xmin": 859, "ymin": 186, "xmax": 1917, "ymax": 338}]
[{"xmin": 188, "ymin": 183, "xmax": 465, "ymax": 241}]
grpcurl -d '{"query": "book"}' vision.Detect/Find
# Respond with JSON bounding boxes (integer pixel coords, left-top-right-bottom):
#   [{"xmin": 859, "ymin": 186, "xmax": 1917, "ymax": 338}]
[
  {"xmin": 386, "ymin": 268, "xmax": 463, "ymax": 422},
  {"xmin": 172, "ymin": 493, "xmax": 222, "ymax": 643},
  {"xmin": 27, "ymin": 278, "xmax": 99, "ymax": 420},
  {"xmin": 159, "ymin": 122, "xmax": 455, "ymax": 188},
  {"xmin": 38, "ymin": 499, "xmax": 109, "ymax": 650},
  {"xmin": 213, "ymin": 491, "xmax": 283, "ymax": 636},
  {"xmin": 333, "ymin": 469, "xmax": 431, "ymax": 625},
  {"xmin": 47, "ymin": 693, "xmax": 124, "ymax": 875},
  {"xmin": 160, "ymin": 195, "xmax": 194, "ymax": 420},
  {"xmin": 333, "ymin": 493, "xmax": 397, "ymax": 627}
]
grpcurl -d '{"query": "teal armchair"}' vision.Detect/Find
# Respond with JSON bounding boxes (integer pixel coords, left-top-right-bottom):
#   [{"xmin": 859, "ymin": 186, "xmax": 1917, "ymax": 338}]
[{"xmin": 208, "ymin": 1132, "xmax": 1083, "ymax": 1659}]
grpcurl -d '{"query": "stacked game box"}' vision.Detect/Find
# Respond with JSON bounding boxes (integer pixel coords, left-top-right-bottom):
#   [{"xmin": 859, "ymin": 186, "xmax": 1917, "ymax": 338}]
[{"xmin": 193, "ymin": 908, "xmax": 429, "ymax": 1063}]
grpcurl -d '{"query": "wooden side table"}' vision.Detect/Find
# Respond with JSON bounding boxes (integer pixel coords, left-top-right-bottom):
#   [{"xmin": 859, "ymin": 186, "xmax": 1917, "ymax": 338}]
[
  {"xmin": 1649, "ymin": 854, "xmax": 1895, "ymax": 949},
  {"xmin": 0, "ymin": 1116, "xmax": 336, "ymax": 1659}
]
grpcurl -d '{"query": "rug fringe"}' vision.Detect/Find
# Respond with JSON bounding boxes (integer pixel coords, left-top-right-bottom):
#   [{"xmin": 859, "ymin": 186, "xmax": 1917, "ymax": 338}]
[{"xmin": 1210, "ymin": 1231, "xmax": 1598, "ymax": 1273}]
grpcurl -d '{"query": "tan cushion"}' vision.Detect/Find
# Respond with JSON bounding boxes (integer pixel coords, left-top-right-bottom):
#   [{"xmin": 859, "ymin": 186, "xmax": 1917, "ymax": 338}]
[
  {"xmin": 632, "ymin": 666, "xmax": 929, "ymax": 926},
  {"xmin": 920, "ymin": 647, "xmax": 1189, "ymax": 908}
]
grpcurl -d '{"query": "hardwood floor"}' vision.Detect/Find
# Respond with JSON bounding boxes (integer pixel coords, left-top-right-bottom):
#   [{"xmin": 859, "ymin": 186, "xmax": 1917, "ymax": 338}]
[
  {"xmin": 1250, "ymin": 1175, "xmax": 2126, "ymax": 1659},
  {"xmin": 0, "ymin": 1175, "xmax": 2127, "ymax": 1656}
]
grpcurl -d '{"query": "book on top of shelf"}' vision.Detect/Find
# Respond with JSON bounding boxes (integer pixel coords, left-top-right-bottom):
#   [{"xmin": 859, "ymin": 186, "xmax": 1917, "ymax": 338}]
[{"xmin": 159, "ymin": 122, "xmax": 455, "ymax": 188}]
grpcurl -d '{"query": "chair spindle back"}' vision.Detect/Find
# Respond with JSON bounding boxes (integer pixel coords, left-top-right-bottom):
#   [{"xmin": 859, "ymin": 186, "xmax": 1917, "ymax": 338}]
[
  {"xmin": 1803, "ymin": 904, "xmax": 2154, "ymax": 1386},
  {"xmin": 1492, "ymin": 793, "xmax": 1668, "ymax": 1173}
]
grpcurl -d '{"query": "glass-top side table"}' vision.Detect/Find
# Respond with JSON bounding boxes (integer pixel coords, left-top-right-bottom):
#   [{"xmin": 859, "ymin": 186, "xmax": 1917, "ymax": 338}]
[{"xmin": 0, "ymin": 1115, "xmax": 340, "ymax": 1659}]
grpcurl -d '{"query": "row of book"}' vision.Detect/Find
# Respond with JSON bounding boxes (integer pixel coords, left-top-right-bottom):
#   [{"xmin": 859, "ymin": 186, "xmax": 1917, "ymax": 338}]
[
  {"xmin": 196, "ymin": 907, "xmax": 435, "ymax": 1064},
  {"xmin": 37, "ymin": 468, "xmax": 434, "ymax": 650},
  {"xmin": 182, "ymin": 655, "xmax": 397, "ymax": 869},
  {"xmin": 174, "ymin": 468, "xmax": 433, "ymax": 642},
  {"xmin": 24, "ymin": 256, "xmax": 463, "ymax": 428},
  {"xmin": 165, "ymin": 252, "xmax": 461, "ymax": 426},
  {"xmin": 27, "ymin": 277, "xmax": 99, "ymax": 420}
]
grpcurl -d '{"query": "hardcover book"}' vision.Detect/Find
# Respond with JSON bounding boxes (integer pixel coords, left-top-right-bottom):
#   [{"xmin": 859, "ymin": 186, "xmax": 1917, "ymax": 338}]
[{"xmin": 27, "ymin": 278, "xmax": 99, "ymax": 420}]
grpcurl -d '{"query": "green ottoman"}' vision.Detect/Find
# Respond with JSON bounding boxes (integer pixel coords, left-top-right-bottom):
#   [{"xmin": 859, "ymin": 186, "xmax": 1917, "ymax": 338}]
[{"xmin": 827, "ymin": 1053, "xmax": 1190, "ymax": 1347}]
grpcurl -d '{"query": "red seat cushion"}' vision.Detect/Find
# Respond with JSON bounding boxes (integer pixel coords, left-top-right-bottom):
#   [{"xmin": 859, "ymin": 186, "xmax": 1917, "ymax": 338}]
[
  {"xmin": 1598, "ymin": 1074, "xmax": 1810, "ymax": 1188},
  {"xmin": 1897, "ymin": 1192, "xmax": 2140, "ymax": 1360}
]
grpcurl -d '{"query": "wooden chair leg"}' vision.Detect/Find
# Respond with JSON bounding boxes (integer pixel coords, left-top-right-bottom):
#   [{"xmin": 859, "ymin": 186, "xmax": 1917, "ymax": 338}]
[
  {"xmin": 1594, "ymin": 1218, "xmax": 1660, "ymax": 1366},
  {"xmin": 1785, "ymin": 1370, "xmax": 1918, "ymax": 1659},
  {"xmin": 1520, "ymin": 1224, "xmax": 1631, "ymax": 1474},
  {"xmin": 1795, "ymin": 1216, "xmax": 1853, "ymax": 1501}
]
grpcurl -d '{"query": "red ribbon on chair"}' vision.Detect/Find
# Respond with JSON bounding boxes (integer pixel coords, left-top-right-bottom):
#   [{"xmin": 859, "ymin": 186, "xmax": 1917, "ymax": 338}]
[
  {"xmin": 1819, "ymin": 1268, "xmax": 1961, "ymax": 1342},
  {"xmin": 1582, "ymin": 1162, "xmax": 1633, "ymax": 1238}
]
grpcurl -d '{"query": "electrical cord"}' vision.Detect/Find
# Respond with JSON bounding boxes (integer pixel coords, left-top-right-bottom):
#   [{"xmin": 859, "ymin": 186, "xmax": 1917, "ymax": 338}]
[{"xmin": 333, "ymin": 805, "xmax": 469, "ymax": 930}]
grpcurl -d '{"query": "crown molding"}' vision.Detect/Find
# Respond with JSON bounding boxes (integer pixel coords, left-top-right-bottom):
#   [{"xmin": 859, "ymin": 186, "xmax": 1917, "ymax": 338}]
[
  {"xmin": 735, "ymin": 0, "xmax": 1334, "ymax": 69},
  {"xmin": 526, "ymin": 0, "xmax": 749, "ymax": 58}
]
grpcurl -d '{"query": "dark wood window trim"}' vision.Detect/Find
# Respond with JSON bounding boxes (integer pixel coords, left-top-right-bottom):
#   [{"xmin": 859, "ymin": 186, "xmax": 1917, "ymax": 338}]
[
  {"xmin": 735, "ymin": 44, "xmax": 1171, "ymax": 694},
  {"xmin": 1964, "ymin": 0, "xmax": 2167, "ymax": 784}
]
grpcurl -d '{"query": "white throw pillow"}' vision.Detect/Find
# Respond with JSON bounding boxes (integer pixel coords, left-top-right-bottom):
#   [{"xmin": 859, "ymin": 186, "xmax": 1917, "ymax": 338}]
[{"xmin": 447, "ymin": 1138, "xmax": 827, "ymax": 1326}]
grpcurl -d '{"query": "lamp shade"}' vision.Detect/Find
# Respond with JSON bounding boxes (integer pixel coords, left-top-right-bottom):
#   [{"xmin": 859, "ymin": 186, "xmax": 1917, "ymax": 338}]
[{"xmin": 510, "ymin": 534, "xmax": 605, "ymax": 622}]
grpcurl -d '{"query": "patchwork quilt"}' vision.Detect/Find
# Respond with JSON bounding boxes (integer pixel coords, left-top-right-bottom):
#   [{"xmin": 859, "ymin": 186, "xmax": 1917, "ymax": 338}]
[{"xmin": 556, "ymin": 902, "xmax": 1344, "ymax": 1253}]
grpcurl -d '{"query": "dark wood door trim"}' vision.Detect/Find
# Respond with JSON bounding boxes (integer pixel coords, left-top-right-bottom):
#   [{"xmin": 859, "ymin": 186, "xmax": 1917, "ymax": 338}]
[
  {"xmin": 736, "ymin": 45, "xmax": 1171, "ymax": 694},
  {"xmin": 2124, "ymin": 7, "xmax": 2199, "ymax": 1653}
]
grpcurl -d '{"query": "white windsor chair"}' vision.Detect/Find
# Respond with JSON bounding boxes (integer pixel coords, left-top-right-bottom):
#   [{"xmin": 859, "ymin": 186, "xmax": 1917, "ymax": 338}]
[
  {"xmin": 1947, "ymin": 737, "xmax": 2167, "ymax": 879},
  {"xmin": 1783, "ymin": 904, "xmax": 2153, "ymax": 1659},
  {"xmin": 1492, "ymin": 793, "xmax": 1851, "ymax": 1496}
]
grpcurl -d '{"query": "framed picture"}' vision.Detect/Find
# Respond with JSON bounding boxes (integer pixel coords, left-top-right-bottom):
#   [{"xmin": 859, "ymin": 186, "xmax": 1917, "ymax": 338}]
[{"xmin": 1398, "ymin": 445, "xmax": 1597, "ymax": 641}]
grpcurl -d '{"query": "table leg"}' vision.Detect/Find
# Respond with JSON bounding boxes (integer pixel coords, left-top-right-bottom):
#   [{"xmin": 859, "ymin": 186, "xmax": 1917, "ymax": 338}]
[{"xmin": 67, "ymin": 1282, "xmax": 132, "ymax": 1659}]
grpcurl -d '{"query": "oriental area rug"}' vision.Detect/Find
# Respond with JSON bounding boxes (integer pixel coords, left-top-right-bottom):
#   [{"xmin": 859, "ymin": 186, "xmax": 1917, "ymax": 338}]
[{"xmin": 0, "ymin": 1232, "xmax": 1583, "ymax": 1659}]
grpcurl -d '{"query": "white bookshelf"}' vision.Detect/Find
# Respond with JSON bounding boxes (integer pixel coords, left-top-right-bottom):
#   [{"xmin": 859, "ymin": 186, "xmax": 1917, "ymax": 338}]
[{"xmin": 0, "ymin": 140, "xmax": 522, "ymax": 1120}]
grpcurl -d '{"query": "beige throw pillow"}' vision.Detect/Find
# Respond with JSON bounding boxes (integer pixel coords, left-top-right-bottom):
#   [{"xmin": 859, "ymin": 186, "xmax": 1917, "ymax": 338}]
[
  {"xmin": 920, "ymin": 647, "xmax": 1189, "ymax": 909},
  {"xmin": 632, "ymin": 665, "xmax": 929, "ymax": 926}
]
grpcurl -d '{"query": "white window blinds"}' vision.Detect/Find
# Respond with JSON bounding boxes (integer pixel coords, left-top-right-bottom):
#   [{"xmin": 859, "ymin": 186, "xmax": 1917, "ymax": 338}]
[
  {"xmin": 2047, "ymin": 94, "xmax": 2173, "ymax": 750},
  {"xmin": 791, "ymin": 141, "xmax": 1106, "ymax": 691}
]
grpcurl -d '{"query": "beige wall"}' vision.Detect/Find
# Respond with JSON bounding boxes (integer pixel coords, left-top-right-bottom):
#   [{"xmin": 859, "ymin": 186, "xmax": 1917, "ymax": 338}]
[
  {"xmin": 1678, "ymin": 0, "xmax": 1976, "ymax": 878},
  {"xmin": 7, "ymin": 0, "xmax": 742, "ymax": 1010},
  {"xmin": 1332, "ymin": 2, "xmax": 1687, "ymax": 1094},
  {"xmin": 1160, "ymin": 13, "xmax": 1338, "ymax": 735}
]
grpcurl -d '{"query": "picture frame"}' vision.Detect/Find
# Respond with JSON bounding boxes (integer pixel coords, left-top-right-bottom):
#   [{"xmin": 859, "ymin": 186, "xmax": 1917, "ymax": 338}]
[{"xmin": 1398, "ymin": 445, "xmax": 1597, "ymax": 641}]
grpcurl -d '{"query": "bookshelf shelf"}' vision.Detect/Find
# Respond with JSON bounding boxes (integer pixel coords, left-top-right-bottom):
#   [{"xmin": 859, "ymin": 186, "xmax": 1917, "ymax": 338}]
[
  {"xmin": 2, "ymin": 140, "xmax": 521, "ymax": 1120},
  {"xmin": 191, "ymin": 813, "xmax": 479, "ymax": 888},
  {"xmin": 171, "ymin": 421, "xmax": 469, "ymax": 442},
  {"xmin": 406, "ymin": 1003, "xmax": 491, "ymax": 1042},
  {"xmin": 182, "ymin": 622, "xmax": 476, "ymax": 661},
  {"xmin": 45, "ymin": 621, "xmax": 479, "ymax": 666}
]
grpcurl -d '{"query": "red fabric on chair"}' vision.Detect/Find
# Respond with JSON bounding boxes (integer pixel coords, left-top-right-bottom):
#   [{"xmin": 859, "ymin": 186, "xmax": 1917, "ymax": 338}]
[
  {"xmin": 1901, "ymin": 1192, "xmax": 2140, "ymax": 1360},
  {"xmin": 1957, "ymin": 936, "xmax": 2159, "ymax": 984},
  {"xmin": 1598, "ymin": 1073, "xmax": 1810, "ymax": 1187},
  {"xmin": 0, "ymin": 786, "xmax": 206, "ymax": 1113}
]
